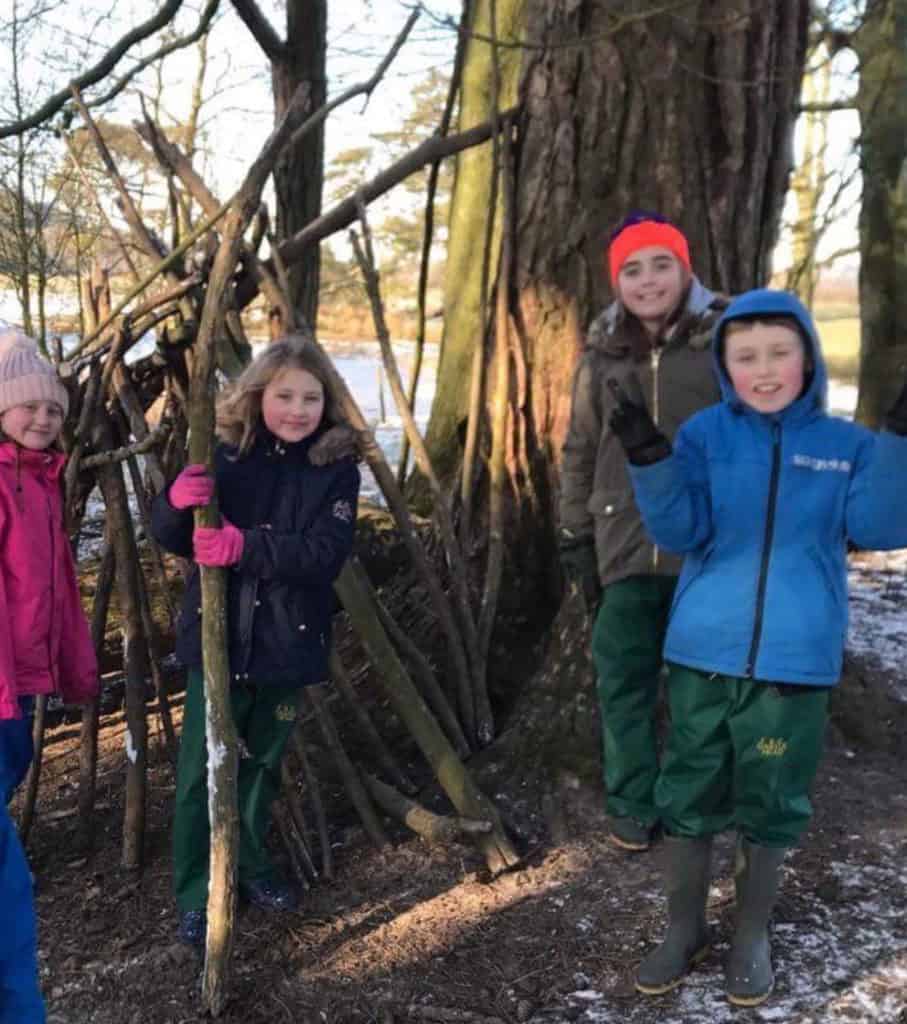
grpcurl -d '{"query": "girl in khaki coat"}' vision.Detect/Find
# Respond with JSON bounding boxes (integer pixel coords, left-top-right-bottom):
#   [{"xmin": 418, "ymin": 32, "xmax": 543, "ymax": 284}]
[{"xmin": 558, "ymin": 212, "xmax": 725, "ymax": 852}]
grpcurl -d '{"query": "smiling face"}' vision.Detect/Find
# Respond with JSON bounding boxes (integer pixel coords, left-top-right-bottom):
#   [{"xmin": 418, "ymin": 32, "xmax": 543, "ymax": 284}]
[
  {"xmin": 723, "ymin": 321, "xmax": 807, "ymax": 415},
  {"xmin": 261, "ymin": 367, "xmax": 325, "ymax": 443},
  {"xmin": 615, "ymin": 246, "xmax": 688, "ymax": 337},
  {"xmin": 0, "ymin": 400, "xmax": 64, "ymax": 450}
]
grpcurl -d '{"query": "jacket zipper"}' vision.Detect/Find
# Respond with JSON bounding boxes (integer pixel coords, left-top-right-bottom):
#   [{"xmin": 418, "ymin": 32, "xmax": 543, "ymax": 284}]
[
  {"xmin": 47, "ymin": 491, "xmax": 59, "ymax": 693},
  {"xmin": 745, "ymin": 421, "xmax": 781, "ymax": 677},
  {"xmin": 651, "ymin": 346, "xmax": 662, "ymax": 572}
]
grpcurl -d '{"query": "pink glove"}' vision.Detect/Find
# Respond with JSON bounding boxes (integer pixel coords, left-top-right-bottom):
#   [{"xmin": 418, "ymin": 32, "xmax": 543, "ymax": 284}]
[
  {"xmin": 193, "ymin": 519, "xmax": 245, "ymax": 566},
  {"xmin": 169, "ymin": 464, "xmax": 215, "ymax": 510}
]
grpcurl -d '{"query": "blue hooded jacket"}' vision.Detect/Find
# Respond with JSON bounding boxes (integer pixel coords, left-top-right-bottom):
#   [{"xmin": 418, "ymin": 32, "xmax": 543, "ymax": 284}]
[{"xmin": 629, "ymin": 288, "xmax": 907, "ymax": 686}]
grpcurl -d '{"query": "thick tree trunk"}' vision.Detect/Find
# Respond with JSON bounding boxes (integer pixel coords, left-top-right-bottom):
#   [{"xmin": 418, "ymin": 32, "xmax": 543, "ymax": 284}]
[
  {"xmin": 853, "ymin": 0, "xmax": 907, "ymax": 428},
  {"xmin": 422, "ymin": 0, "xmax": 528, "ymax": 484},
  {"xmin": 272, "ymin": 0, "xmax": 326, "ymax": 325},
  {"xmin": 426, "ymin": 0, "xmax": 809, "ymax": 592}
]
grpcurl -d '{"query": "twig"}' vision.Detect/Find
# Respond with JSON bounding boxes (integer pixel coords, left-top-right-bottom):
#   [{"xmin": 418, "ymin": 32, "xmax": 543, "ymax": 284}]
[
  {"xmin": 398, "ymin": 2, "xmax": 469, "ymax": 488},
  {"xmin": 80, "ymin": 421, "xmax": 170, "ymax": 469},
  {"xmin": 305, "ymin": 686, "xmax": 388, "ymax": 849},
  {"xmin": 291, "ymin": 730, "xmax": 332, "ymax": 880},
  {"xmin": 329, "ymin": 650, "xmax": 417, "ymax": 795}
]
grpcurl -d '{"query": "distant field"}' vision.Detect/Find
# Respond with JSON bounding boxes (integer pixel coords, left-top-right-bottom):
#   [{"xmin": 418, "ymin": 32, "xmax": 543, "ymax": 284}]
[{"xmin": 815, "ymin": 316, "xmax": 860, "ymax": 382}]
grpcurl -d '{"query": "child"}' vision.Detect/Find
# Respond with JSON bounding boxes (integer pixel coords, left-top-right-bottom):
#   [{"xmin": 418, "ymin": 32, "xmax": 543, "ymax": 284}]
[
  {"xmin": 609, "ymin": 289, "xmax": 907, "ymax": 1005},
  {"xmin": 558, "ymin": 211, "xmax": 726, "ymax": 852},
  {"xmin": 0, "ymin": 326, "xmax": 99, "ymax": 1022},
  {"xmin": 151, "ymin": 336, "xmax": 360, "ymax": 948}
]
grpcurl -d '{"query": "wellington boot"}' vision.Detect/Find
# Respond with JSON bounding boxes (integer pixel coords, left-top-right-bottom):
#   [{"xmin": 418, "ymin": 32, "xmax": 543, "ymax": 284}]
[
  {"xmin": 636, "ymin": 835, "xmax": 712, "ymax": 995},
  {"xmin": 725, "ymin": 838, "xmax": 787, "ymax": 1007}
]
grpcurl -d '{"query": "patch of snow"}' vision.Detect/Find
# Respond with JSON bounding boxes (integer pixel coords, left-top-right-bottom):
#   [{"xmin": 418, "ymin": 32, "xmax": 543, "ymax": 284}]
[
  {"xmin": 847, "ymin": 548, "xmax": 907, "ymax": 701},
  {"xmin": 528, "ymin": 854, "xmax": 907, "ymax": 1024}
]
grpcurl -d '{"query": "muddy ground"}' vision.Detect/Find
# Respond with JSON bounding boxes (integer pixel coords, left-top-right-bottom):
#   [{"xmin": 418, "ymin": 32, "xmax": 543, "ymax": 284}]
[{"xmin": 17, "ymin": 638, "xmax": 907, "ymax": 1024}]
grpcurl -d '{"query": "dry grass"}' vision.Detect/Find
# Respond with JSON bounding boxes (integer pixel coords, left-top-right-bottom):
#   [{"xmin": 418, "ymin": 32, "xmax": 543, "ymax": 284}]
[{"xmin": 815, "ymin": 315, "xmax": 859, "ymax": 382}]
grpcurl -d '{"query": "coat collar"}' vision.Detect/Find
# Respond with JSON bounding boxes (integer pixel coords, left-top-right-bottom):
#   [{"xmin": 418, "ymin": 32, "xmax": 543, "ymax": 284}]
[
  {"xmin": 0, "ymin": 440, "xmax": 66, "ymax": 480},
  {"xmin": 588, "ymin": 277, "xmax": 723, "ymax": 358}
]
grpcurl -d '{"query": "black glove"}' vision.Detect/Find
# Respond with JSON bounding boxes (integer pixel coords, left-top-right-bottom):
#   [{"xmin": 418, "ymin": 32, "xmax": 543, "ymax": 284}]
[
  {"xmin": 885, "ymin": 376, "xmax": 907, "ymax": 435},
  {"xmin": 557, "ymin": 527, "xmax": 602, "ymax": 614},
  {"xmin": 607, "ymin": 378, "xmax": 672, "ymax": 466}
]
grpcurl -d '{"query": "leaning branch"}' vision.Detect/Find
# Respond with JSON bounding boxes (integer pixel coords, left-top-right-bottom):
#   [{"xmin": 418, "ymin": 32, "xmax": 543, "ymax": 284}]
[
  {"xmin": 80, "ymin": 422, "xmax": 170, "ymax": 469},
  {"xmin": 274, "ymin": 107, "xmax": 519, "ymax": 270},
  {"xmin": 229, "ymin": 0, "xmax": 287, "ymax": 62}
]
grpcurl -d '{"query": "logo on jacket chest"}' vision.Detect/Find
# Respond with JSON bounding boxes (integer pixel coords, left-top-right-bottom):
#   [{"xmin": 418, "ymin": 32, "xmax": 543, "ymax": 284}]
[{"xmin": 791, "ymin": 454, "xmax": 851, "ymax": 473}]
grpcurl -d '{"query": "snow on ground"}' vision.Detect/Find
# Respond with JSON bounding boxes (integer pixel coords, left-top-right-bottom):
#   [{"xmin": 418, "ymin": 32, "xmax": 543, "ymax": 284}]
[
  {"xmin": 527, "ymin": 377, "xmax": 907, "ymax": 1024},
  {"xmin": 529, "ymin": 840, "xmax": 907, "ymax": 1024},
  {"xmin": 847, "ymin": 548, "xmax": 907, "ymax": 702}
]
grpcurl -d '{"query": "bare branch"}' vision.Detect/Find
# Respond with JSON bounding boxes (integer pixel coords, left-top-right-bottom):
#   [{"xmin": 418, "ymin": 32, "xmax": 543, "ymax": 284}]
[
  {"xmin": 275, "ymin": 108, "xmax": 518, "ymax": 270},
  {"xmin": 86, "ymin": 0, "xmax": 221, "ymax": 112},
  {"xmin": 229, "ymin": 0, "xmax": 287, "ymax": 62},
  {"xmin": 797, "ymin": 99, "xmax": 857, "ymax": 113},
  {"xmin": 0, "ymin": 0, "xmax": 186, "ymax": 139},
  {"xmin": 80, "ymin": 421, "xmax": 170, "ymax": 469}
]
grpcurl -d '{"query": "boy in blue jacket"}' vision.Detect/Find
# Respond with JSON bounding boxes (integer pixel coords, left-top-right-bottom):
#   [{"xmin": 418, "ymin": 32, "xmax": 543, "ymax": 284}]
[{"xmin": 609, "ymin": 289, "xmax": 907, "ymax": 1006}]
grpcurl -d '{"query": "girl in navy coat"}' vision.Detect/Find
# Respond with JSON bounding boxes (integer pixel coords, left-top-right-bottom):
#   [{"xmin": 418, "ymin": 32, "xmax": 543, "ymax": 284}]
[
  {"xmin": 152, "ymin": 337, "xmax": 360, "ymax": 948},
  {"xmin": 609, "ymin": 289, "xmax": 907, "ymax": 1005}
]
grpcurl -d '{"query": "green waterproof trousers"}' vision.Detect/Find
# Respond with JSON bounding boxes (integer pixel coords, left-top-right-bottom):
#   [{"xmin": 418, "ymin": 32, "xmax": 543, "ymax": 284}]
[
  {"xmin": 656, "ymin": 665, "xmax": 830, "ymax": 847},
  {"xmin": 172, "ymin": 669, "xmax": 302, "ymax": 913},
  {"xmin": 591, "ymin": 575, "xmax": 677, "ymax": 823}
]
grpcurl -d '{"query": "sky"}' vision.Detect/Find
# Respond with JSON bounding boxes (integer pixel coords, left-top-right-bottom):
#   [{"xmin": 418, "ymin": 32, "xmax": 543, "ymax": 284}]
[{"xmin": 0, "ymin": 1, "xmax": 862, "ymax": 281}]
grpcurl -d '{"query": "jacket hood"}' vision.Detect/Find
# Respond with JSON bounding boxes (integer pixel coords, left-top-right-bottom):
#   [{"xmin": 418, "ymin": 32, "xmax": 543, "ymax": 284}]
[
  {"xmin": 712, "ymin": 288, "xmax": 827, "ymax": 419},
  {"xmin": 591, "ymin": 276, "xmax": 719, "ymax": 353}
]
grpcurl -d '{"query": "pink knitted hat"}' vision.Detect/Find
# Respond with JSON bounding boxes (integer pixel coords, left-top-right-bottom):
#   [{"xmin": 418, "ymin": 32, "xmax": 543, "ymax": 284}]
[{"xmin": 0, "ymin": 326, "xmax": 69, "ymax": 417}]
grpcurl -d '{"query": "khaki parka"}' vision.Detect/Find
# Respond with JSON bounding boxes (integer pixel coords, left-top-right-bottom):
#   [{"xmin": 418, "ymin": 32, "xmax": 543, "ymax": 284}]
[{"xmin": 559, "ymin": 278, "xmax": 727, "ymax": 586}]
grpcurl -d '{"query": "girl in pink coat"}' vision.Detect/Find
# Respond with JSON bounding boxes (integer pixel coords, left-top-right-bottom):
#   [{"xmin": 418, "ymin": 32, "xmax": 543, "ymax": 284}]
[{"xmin": 0, "ymin": 326, "xmax": 98, "ymax": 1023}]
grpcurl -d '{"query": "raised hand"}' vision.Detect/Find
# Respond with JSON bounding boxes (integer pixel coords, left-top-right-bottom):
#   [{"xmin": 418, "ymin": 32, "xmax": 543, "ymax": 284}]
[
  {"xmin": 168, "ymin": 464, "xmax": 214, "ymax": 510},
  {"xmin": 607, "ymin": 378, "xmax": 672, "ymax": 466}
]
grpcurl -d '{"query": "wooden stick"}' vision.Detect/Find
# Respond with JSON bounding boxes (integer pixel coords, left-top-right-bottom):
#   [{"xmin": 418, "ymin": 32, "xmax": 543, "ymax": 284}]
[
  {"xmin": 334, "ymin": 560, "xmax": 517, "ymax": 874},
  {"xmin": 397, "ymin": 6, "xmax": 469, "ymax": 488},
  {"xmin": 291, "ymin": 730, "xmax": 332, "ymax": 880},
  {"xmin": 351, "ymin": 561, "xmax": 469, "ymax": 759},
  {"xmin": 305, "ymin": 686, "xmax": 388, "ymax": 850},
  {"xmin": 478, "ymin": 117, "xmax": 516, "ymax": 666},
  {"xmin": 79, "ymin": 540, "xmax": 116, "ymax": 847},
  {"xmin": 17, "ymin": 696, "xmax": 48, "ymax": 845},
  {"xmin": 193, "ymin": 78, "xmax": 315, "ymax": 1017},
  {"xmin": 280, "ymin": 757, "xmax": 318, "ymax": 882},
  {"xmin": 363, "ymin": 773, "xmax": 492, "ymax": 845},
  {"xmin": 351, "ymin": 207, "xmax": 491, "ymax": 745},
  {"xmin": 329, "ymin": 649, "xmax": 416, "ymax": 796}
]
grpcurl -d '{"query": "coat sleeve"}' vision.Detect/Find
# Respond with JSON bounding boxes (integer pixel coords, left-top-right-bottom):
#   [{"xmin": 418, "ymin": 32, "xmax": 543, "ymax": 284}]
[
  {"xmin": 238, "ymin": 460, "xmax": 360, "ymax": 584},
  {"xmin": 846, "ymin": 429, "xmax": 907, "ymax": 549},
  {"xmin": 150, "ymin": 483, "xmax": 194, "ymax": 558},
  {"xmin": 57, "ymin": 541, "xmax": 99, "ymax": 705},
  {"xmin": 559, "ymin": 354, "xmax": 601, "ymax": 537},
  {"xmin": 0, "ymin": 541, "xmax": 19, "ymax": 720},
  {"xmin": 628, "ymin": 417, "xmax": 713, "ymax": 553}
]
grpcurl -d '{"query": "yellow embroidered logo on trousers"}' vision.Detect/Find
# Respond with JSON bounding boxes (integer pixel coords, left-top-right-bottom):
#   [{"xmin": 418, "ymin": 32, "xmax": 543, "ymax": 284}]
[
  {"xmin": 275, "ymin": 703, "xmax": 297, "ymax": 723},
  {"xmin": 756, "ymin": 737, "xmax": 788, "ymax": 758}
]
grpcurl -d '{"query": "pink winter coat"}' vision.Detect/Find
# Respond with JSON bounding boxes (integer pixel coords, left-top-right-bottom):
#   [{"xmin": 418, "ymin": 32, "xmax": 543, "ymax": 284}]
[{"xmin": 0, "ymin": 442, "xmax": 98, "ymax": 720}]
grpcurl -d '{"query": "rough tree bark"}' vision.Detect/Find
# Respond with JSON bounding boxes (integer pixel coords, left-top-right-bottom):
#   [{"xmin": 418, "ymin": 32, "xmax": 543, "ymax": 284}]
[
  {"xmin": 427, "ymin": 0, "xmax": 810, "ymax": 590},
  {"xmin": 853, "ymin": 0, "xmax": 907, "ymax": 428},
  {"xmin": 270, "ymin": 0, "xmax": 327, "ymax": 324}
]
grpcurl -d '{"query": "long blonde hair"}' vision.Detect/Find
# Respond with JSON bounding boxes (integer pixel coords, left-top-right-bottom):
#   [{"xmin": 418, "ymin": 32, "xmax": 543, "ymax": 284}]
[{"xmin": 216, "ymin": 335, "xmax": 344, "ymax": 456}]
